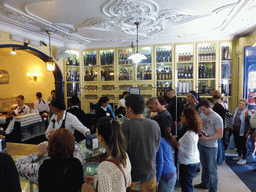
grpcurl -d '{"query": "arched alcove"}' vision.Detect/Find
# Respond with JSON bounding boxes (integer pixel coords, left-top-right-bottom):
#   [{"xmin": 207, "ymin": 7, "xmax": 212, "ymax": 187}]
[{"xmin": 0, "ymin": 44, "xmax": 64, "ymax": 99}]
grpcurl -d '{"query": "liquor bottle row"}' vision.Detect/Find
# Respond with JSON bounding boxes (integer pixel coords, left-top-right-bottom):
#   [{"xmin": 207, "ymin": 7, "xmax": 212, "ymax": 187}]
[
  {"xmin": 198, "ymin": 82, "xmax": 215, "ymax": 95},
  {"xmin": 137, "ymin": 70, "xmax": 152, "ymax": 80},
  {"xmin": 177, "ymin": 81, "xmax": 193, "ymax": 95},
  {"xmin": 156, "ymin": 48, "xmax": 172, "ymax": 63},
  {"xmin": 66, "ymin": 70, "xmax": 80, "ymax": 81},
  {"xmin": 178, "ymin": 53, "xmax": 193, "ymax": 62},
  {"xmin": 66, "ymin": 55, "xmax": 79, "ymax": 66},
  {"xmin": 198, "ymin": 46, "xmax": 215, "ymax": 53},
  {"xmin": 198, "ymin": 52, "xmax": 216, "ymax": 61},
  {"xmin": 119, "ymin": 68, "xmax": 132, "ymax": 80},
  {"xmin": 157, "ymin": 82, "xmax": 171, "ymax": 89},
  {"xmin": 118, "ymin": 49, "xmax": 132, "ymax": 59},
  {"xmin": 84, "ymin": 52, "xmax": 97, "ymax": 66},
  {"xmin": 84, "ymin": 71, "xmax": 97, "ymax": 81},
  {"xmin": 157, "ymin": 87, "xmax": 170, "ymax": 96},
  {"xmin": 84, "ymin": 86, "xmax": 98, "ymax": 91},
  {"xmin": 118, "ymin": 58, "xmax": 133, "ymax": 65},
  {"xmin": 67, "ymin": 83, "xmax": 80, "ymax": 97},
  {"xmin": 101, "ymin": 52, "xmax": 114, "ymax": 65},
  {"xmin": 198, "ymin": 64, "xmax": 215, "ymax": 78},
  {"xmin": 178, "ymin": 65, "xmax": 193, "ymax": 79},
  {"xmin": 157, "ymin": 68, "xmax": 172, "ymax": 80}
]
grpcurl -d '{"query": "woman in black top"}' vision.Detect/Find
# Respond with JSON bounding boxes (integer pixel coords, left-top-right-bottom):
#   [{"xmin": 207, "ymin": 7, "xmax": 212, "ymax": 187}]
[
  {"xmin": 212, "ymin": 90, "xmax": 226, "ymax": 165},
  {"xmin": 95, "ymin": 96, "xmax": 115, "ymax": 122},
  {"xmin": 39, "ymin": 129, "xmax": 84, "ymax": 192}
]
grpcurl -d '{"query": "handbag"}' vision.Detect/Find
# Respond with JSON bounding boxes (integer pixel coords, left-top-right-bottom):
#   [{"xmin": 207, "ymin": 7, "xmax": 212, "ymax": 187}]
[{"xmin": 224, "ymin": 109, "xmax": 234, "ymax": 129}]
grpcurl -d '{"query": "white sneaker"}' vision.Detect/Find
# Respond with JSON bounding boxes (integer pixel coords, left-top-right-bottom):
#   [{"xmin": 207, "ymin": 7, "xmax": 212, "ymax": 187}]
[
  {"xmin": 232, "ymin": 156, "xmax": 241, "ymax": 161},
  {"xmin": 237, "ymin": 159, "xmax": 246, "ymax": 164}
]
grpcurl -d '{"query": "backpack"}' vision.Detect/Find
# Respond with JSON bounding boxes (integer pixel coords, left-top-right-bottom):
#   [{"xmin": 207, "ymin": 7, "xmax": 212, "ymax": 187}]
[{"xmin": 224, "ymin": 109, "xmax": 234, "ymax": 129}]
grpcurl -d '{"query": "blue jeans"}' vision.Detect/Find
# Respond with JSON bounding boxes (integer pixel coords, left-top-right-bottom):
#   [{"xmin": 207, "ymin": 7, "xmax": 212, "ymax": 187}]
[
  {"xmin": 217, "ymin": 138, "xmax": 226, "ymax": 165},
  {"xmin": 158, "ymin": 173, "xmax": 177, "ymax": 192},
  {"xmin": 199, "ymin": 144, "xmax": 218, "ymax": 192},
  {"xmin": 179, "ymin": 163, "xmax": 199, "ymax": 192}
]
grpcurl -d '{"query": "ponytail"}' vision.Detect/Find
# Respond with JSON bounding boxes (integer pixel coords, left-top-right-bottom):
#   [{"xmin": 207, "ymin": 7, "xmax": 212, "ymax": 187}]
[{"xmin": 96, "ymin": 117, "xmax": 127, "ymax": 167}]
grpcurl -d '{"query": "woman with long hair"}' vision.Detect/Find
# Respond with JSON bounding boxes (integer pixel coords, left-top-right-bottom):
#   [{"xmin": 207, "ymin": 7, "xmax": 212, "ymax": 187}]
[
  {"xmin": 84, "ymin": 117, "xmax": 131, "ymax": 192},
  {"xmin": 154, "ymin": 115, "xmax": 177, "ymax": 192},
  {"xmin": 173, "ymin": 108, "xmax": 202, "ymax": 192}
]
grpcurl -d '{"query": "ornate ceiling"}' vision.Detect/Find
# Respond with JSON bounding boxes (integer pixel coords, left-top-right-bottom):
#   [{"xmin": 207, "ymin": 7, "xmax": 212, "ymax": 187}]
[{"xmin": 1, "ymin": 0, "xmax": 256, "ymax": 50}]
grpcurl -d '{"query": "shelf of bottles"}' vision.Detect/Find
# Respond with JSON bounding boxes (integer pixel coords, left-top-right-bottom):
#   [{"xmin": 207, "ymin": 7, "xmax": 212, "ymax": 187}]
[
  {"xmin": 118, "ymin": 48, "xmax": 133, "ymax": 81},
  {"xmin": 84, "ymin": 85, "xmax": 98, "ymax": 91},
  {"xmin": 137, "ymin": 84, "xmax": 153, "ymax": 91},
  {"xmin": 136, "ymin": 47, "xmax": 152, "ymax": 80},
  {"xmin": 156, "ymin": 46, "xmax": 172, "ymax": 96},
  {"xmin": 221, "ymin": 43, "xmax": 232, "ymax": 97},
  {"xmin": 198, "ymin": 44, "xmax": 216, "ymax": 96},
  {"xmin": 176, "ymin": 44, "xmax": 193, "ymax": 96},
  {"xmin": 100, "ymin": 49, "xmax": 114, "ymax": 81},
  {"xmin": 65, "ymin": 50, "xmax": 81, "ymax": 98},
  {"xmin": 84, "ymin": 51, "xmax": 97, "ymax": 81}
]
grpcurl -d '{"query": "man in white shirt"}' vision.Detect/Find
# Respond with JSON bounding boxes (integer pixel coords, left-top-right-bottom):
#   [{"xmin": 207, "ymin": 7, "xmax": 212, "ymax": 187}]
[{"xmin": 194, "ymin": 99, "xmax": 223, "ymax": 192}]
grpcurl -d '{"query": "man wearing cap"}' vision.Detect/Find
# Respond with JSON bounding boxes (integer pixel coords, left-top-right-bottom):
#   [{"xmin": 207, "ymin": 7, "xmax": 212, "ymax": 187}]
[{"xmin": 186, "ymin": 90, "xmax": 201, "ymax": 114}]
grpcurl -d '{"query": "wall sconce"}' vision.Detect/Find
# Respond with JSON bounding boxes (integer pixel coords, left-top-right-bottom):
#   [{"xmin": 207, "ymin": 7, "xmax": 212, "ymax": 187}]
[{"xmin": 27, "ymin": 72, "xmax": 39, "ymax": 81}]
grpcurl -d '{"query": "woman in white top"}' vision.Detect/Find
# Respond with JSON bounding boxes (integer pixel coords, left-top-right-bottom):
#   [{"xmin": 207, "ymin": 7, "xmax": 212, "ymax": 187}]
[
  {"xmin": 45, "ymin": 98, "xmax": 90, "ymax": 140},
  {"xmin": 8, "ymin": 95, "xmax": 30, "ymax": 116},
  {"xmin": 84, "ymin": 117, "xmax": 131, "ymax": 192},
  {"xmin": 34, "ymin": 92, "xmax": 50, "ymax": 115},
  {"xmin": 174, "ymin": 107, "xmax": 202, "ymax": 192}
]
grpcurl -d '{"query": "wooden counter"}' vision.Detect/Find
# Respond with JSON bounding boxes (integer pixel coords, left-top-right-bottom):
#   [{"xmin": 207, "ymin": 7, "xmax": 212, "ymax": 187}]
[{"xmin": 6, "ymin": 142, "xmax": 38, "ymax": 162}]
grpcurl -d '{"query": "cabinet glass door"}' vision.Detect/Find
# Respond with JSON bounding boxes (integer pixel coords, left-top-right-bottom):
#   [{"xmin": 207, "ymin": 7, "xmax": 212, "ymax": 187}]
[
  {"xmin": 221, "ymin": 43, "xmax": 232, "ymax": 98},
  {"xmin": 100, "ymin": 49, "xmax": 114, "ymax": 81},
  {"xmin": 118, "ymin": 48, "xmax": 133, "ymax": 81},
  {"xmin": 84, "ymin": 51, "xmax": 97, "ymax": 81},
  {"xmin": 136, "ymin": 47, "xmax": 152, "ymax": 80},
  {"xmin": 198, "ymin": 43, "xmax": 216, "ymax": 96},
  {"xmin": 176, "ymin": 44, "xmax": 193, "ymax": 96},
  {"xmin": 156, "ymin": 46, "xmax": 172, "ymax": 96},
  {"xmin": 65, "ymin": 50, "xmax": 80, "ymax": 97}
]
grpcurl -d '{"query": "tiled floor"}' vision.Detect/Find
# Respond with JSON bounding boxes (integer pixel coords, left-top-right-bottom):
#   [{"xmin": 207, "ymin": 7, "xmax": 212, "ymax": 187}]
[{"xmin": 20, "ymin": 150, "xmax": 252, "ymax": 192}]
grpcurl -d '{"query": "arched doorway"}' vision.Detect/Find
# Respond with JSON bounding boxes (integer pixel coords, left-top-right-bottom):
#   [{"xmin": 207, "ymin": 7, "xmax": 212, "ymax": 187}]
[{"xmin": 0, "ymin": 44, "xmax": 64, "ymax": 99}]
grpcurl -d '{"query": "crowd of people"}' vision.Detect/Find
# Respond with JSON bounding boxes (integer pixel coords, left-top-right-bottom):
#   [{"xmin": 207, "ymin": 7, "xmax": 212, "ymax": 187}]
[{"xmin": 1, "ymin": 89, "xmax": 256, "ymax": 192}]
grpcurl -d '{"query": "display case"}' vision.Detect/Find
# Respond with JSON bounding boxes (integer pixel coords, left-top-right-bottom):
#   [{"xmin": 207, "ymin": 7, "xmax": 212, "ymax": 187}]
[
  {"xmin": 197, "ymin": 43, "xmax": 217, "ymax": 97},
  {"xmin": 156, "ymin": 45, "xmax": 172, "ymax": 96},
  {"xmin": 84, "ymin": 50, "xmax": 98, "ymax": 82},
  {"xmin": 65, "ymin": 50, "xmax": 81, "ymax": 100},
  {"xmin": 136, "ymin": 47, "xmax": 152, "ymax": 80},
  {"xmin": 100, "ymin": 49, "xmax": 114, "ymax": 81},
  {"xmin": 176, "ymin": 44, "xmax": 194, "ymax": 96},
  {"xmin": 118, "ymin": 48, "xmax": 133, "ymax": 81}
]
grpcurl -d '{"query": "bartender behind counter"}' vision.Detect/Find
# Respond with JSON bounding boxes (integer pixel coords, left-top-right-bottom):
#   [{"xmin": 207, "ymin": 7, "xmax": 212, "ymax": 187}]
[
  {"xmin": 45, "ymin": 98, "xmax": 90, "ymax": 140},
  {"xmin": 5, "ymin": 95, "xmax": 30, "ymax": 135}
]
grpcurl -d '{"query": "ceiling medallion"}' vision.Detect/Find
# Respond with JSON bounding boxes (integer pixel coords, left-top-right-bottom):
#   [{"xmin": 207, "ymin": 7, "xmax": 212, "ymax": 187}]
[{"xmin": 81, "ymin": 0, "xmax": 204, "ymax": 37}]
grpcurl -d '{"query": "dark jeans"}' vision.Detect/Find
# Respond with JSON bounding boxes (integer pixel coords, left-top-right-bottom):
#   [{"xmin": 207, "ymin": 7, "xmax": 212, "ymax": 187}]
[
  {"xmin": 179, "ymin": 163, "xmax": 199, "ymax": 192},
  {"xmin": 233, "ymin": 130, "xmax": 248, "ymax": 159}
]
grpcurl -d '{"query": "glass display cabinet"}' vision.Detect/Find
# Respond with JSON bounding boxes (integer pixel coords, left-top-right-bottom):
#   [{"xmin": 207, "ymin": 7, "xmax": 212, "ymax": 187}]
[
  {"xmin": 100, "ymin": 49, "xmax": 114, "ymax": 81},
  {"xmin": 118, "ymin": 48, "xmax": 133, "ymax": 81},
  {"xmin": 136, "ymin": 47, "xmax": 152, "ymax": 80},
  {"xmin": 176, "ymin": 44, "xmax": 194, "ymax": 96},
  {"xmin": 84, "ymin": 50, "xmax": 98, "ymax": 81},
  {"xmin": 65, "ymin": 50, "xmax": 81, "ymax": 98},
  {"xmin": 220, "ymin": 42, "xmax": 232, "ymax": 107},
  {"xmin": 197, "ymin": 43, "xmax": 216, "ymax": 97},
  {"xmin": 155, "ymin": 45, "xmax": 172, "ymax": 96}
]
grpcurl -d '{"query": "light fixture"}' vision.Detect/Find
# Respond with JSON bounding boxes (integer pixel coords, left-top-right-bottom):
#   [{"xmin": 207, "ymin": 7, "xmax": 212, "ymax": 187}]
[
  {"xmin": 45, "ymin": 30, "xmax": 55, "ymax": 71},
  {"xmin": 11, "ymin": 47, "xmax": 16, "ymax": 55},
  {"xmin": 27, "ymin": 72, "xmax": 39, "ymax": 81},
  {"xmin": 128, "ymin": 22, "xmax": 147, "ymax": 64}
]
